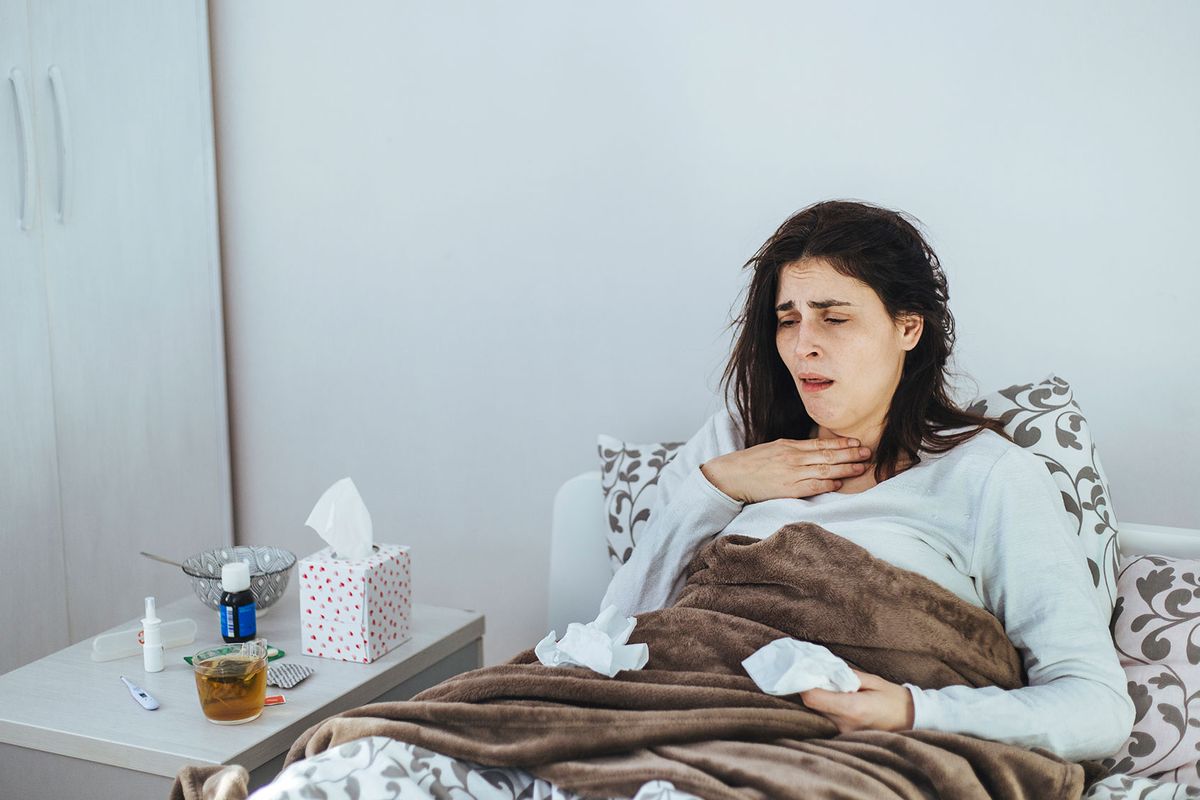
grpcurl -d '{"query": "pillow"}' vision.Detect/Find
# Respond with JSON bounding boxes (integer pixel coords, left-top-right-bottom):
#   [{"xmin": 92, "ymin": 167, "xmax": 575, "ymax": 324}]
[
  {"xmin": 1102, "ymin": 554, "xmax": 1200, "ymax": 786},
  {"xmin": 965, "ymin": 373, "xmax": 1121, "ymax": 613},
  {"xmin": 598, "ymin": 374, "xmax": 1118, "ymax": 598},
  {"xmin": 597, "ymin": 436, "xmax": 682, "ymax": 574}
]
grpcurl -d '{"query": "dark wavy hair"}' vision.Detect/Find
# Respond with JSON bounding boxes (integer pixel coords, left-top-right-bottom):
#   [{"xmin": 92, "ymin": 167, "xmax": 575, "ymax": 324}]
[{"xmin": 720, "ymin": 199, "xmax": 1011, "ymax": 482}]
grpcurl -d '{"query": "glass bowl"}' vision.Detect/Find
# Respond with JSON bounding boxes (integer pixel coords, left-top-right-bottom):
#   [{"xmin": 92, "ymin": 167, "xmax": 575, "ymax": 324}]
[{"xmin": 181, "ymin": 545, "xmax": 296, "ymax": 613}]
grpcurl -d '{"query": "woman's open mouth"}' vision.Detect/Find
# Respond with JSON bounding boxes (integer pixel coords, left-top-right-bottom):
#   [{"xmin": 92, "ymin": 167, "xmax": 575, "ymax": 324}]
[{"xmin": 800, "ymin": 379, "xmax": 834, "ymax": 393}]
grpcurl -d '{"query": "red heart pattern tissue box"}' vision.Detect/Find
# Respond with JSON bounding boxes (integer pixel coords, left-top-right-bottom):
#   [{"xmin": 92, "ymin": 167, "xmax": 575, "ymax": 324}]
[{"xmin": 298, "ymin": 544, "xmax": 412, "ymax": 663}]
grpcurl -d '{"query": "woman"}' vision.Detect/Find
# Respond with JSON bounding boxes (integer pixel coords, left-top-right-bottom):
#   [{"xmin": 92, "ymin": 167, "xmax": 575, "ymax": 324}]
[{"xmin": 600, "ymin": 199, "xmax": 1134, "ymax": 762}]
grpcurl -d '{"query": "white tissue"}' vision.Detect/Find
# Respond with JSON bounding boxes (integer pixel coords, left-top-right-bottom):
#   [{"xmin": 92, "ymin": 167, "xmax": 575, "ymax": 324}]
[
  {"xmin": 304, "ymin": 477, "xmax": 374, "ymax": 560},
  {"xmin": 535, "ymin": 605, "xmax": 649, "ymax": 678},
  {"xmin": 741, "ymin": 638, "xmax": 861, "ymax": 695}
]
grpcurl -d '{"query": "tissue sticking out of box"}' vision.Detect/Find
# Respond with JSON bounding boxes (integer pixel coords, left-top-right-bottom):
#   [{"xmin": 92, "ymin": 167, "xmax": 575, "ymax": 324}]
[
  {"xmin": 305, "ymin": 477, "xmax": 374, "ymax": 560},
  {"xmin": 535, "ymin": 605, "xmax": 649, "ymax": 678},
  {"xmin": 741, "ymin": 638, "xmax": 861, "ymax": 695}
]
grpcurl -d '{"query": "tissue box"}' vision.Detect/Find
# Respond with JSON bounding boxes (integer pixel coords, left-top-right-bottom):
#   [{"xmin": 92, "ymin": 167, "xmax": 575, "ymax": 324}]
[{"xmin": 298, "ymin": 544, "xmax": 412, "ymax": 663}]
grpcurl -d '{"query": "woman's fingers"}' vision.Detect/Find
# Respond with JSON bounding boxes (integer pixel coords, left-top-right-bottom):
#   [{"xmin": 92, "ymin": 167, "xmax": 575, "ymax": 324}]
[
  {"xmin": 795, "ymin": 478, "xmax": 844, "ymax": 496},
  {"xmin": 800, "ymin": 447, "xmax": 872, "ymax": 466},
  {"xmin": 790, "ymin": 457, "xmax": 872, "ymax": 497},
  {"xmin": 799, "ymin": 687, "xmax": 841, "ymax": 711},
  {"xmin": 702, "ymin": 436, "xmax": 873, "ymax": 504},
  {"xmin": 784, "ymin": 464, "xmax": 865, "ymax": 488},
  {"xmin": 780, "ymin": 440, "xmax": 871, "ymax": 465},
  {"xmin": 850, "ymin": 669, "xmax": 888, "ymax": 689},
  {"xmin": 766, "ymin": 438, "xmax": 873, "ymax": 498},
  {"xmin": 791, "ymin": 458, "xmax": 871, "ymax": 479},
  {"xmin": 780, "ymin": 437, "xmax": 860, "ymax": 452}
]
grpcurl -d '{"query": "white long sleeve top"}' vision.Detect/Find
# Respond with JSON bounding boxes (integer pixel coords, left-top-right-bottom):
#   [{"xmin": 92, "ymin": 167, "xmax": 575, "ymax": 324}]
[{"xmin": 599, "ymin": 408, "xmax": 1135, "ymax": 762}]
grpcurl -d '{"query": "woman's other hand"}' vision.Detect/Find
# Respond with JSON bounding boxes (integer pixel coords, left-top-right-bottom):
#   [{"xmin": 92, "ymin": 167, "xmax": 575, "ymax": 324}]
[
  {"xmin": 699, "ymin": 438, "xmax": 871, "ymax": 504},
  {"xmin": 799, "ymin": 669, "xmax": 915, "ymax": 733}
]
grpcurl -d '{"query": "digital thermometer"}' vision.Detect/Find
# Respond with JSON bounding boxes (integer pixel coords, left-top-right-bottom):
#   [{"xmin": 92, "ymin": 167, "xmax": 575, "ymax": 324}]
[{"xmin": 120, "ymin": 676, "xmax": 160, "ymax": 710}]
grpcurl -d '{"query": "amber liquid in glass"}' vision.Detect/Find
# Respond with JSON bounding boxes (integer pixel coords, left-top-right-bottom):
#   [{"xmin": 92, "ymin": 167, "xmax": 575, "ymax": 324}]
[{"xmin": 194, "ymin": 654, "xmax": 267, "ymax": 723}]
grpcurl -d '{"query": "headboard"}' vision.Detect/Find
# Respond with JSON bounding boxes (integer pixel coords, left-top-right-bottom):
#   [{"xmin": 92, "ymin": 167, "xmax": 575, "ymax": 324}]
[{"xmin": 548, "ymin": 470, "xmax": 1200, "ymax": 634}]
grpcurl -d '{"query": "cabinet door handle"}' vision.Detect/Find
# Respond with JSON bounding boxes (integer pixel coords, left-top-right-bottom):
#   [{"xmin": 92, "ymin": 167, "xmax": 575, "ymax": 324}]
[
  {"xmin": 47, "ymin": 65, "xmax": 71, "ymax": 224},
  {"xmin": 8, "ymin": 67, "xmax": 35, "ymax": 232}
]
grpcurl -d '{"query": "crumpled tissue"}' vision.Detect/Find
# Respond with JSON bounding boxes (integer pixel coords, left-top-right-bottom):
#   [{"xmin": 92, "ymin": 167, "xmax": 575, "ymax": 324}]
[
  {"xmin": 535, "ymin": 605, "xmax": 649, "ymax": 678},
  {"xmin": 304, "ymin": 477, "xmax": 374, "ymax": 560},
  {"xmin": 741, "ymin": 638, "xmax": 861, "ymax": 695}
]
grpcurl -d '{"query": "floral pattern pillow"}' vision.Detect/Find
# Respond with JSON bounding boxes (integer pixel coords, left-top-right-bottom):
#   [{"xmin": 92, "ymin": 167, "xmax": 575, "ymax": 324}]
[
  {"xmin": 1103, "ymin": 555, "xmax": 1200, "ymax": 787},
  {"xmin": 966, "ymin": 374, "xmax": 1120, "ymax": 613},
  {"xmin": 599, "ymin": 374, "xmax": 1118, "ymax": 590},
  {"xmin": 597, "ymin": 436, "xmax": 682, "ymax": 574}
]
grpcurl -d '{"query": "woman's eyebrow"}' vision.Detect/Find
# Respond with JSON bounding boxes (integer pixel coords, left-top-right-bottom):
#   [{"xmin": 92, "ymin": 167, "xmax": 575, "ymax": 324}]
[{"xmin": 775, "ymin": 299, "xmax": 855, "ymax": 312}]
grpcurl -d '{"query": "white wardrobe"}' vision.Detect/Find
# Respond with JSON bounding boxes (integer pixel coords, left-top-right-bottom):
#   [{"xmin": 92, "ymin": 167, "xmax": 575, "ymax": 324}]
[{"xmin": 1, "ymin": 0, "xmax": 232, "ymax": 674}]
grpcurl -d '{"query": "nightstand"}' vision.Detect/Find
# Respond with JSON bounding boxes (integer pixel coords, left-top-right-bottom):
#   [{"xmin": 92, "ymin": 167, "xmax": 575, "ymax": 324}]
[{"xmin": 0, "ymin": 588, "xmax": 485, "ymax": 799}]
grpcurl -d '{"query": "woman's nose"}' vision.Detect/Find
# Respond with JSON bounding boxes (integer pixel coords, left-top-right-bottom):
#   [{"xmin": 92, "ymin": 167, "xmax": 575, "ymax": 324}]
[{"xmin": 792, "ymin": 321, "xmax": 821, "ymax": 358}]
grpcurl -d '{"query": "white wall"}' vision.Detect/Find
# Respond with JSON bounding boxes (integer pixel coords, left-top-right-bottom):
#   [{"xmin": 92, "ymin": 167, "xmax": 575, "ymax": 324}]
[{"xmin": 208, "ymin": 1, "xmax": 1200, "ymax": 665}]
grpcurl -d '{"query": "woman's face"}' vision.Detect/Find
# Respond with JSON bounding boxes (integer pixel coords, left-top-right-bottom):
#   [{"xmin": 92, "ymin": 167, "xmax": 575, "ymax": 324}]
[{"xmin": 774, "ymin": 259, "xmax": 923, "ymax": 440}]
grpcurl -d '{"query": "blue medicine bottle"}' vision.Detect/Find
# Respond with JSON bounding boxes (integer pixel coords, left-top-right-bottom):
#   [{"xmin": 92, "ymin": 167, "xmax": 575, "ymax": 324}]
[{"xmin": 219, "ymin": 561, "xmax": 257, "ymax": 643}]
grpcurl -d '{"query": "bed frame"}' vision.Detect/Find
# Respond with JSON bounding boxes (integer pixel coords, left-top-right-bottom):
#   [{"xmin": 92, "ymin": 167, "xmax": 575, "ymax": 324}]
[{"xmin": 548, "ymin": 470, "xmax": 1200, "ymax": 634}]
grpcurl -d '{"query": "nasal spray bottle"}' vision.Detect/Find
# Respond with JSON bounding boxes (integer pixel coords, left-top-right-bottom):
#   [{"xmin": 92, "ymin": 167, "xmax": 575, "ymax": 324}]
[{"xmin": 142, "ymin": 597, "xmax": 164, "ymax": 673}]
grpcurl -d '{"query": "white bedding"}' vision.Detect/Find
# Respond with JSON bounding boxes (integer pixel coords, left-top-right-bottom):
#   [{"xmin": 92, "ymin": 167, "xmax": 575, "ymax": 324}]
[
  {"xmin": 247, "ymin": 736, "xmax": 1200, "ymax": 800},
  {"xmin": 247, "ymin": 736, "xmax": 701, "ymax": 800},
  {"xmin": 1087, "ymin": 775, "xmax": 1200, "ymax": 799}
]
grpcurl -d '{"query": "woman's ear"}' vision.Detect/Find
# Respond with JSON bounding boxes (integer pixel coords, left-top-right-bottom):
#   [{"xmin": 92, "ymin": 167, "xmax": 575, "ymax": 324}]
[{"xmin": 897, "ymin": 313, "xmax": 924, "ymax": 352}]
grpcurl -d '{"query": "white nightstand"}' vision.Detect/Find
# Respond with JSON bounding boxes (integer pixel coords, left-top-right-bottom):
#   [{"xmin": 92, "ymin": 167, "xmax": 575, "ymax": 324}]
[{"xmin": 0, "ymin": 588, "xmax": 485, "ymax": 799}]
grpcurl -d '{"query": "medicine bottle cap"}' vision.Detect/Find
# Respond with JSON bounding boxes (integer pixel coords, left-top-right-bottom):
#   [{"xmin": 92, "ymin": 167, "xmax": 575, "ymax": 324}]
[
  {"xmin": 221, "ymin": 561, "xmax": 251, "ymax": 592},
  {"xmin": 143, "ymin": 596, "xmax": 160, "ymax": 624}
]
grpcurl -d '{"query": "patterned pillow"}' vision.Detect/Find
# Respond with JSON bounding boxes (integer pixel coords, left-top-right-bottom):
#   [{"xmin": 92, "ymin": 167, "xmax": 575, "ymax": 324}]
[
  {"xmin": 598, "ymin": 375, "xmax": 1117, "ymax": 598},
  {"xmin": 597, "ymin": 436, "xmax": 682, "ymax": 574},
  {"xmin": 1103, "ymin": 555, "xmax": 1200, "ymax": 786},
  {"xmin": 966, "ymin": 374, "xmax": 1120, "ymax": 613}
]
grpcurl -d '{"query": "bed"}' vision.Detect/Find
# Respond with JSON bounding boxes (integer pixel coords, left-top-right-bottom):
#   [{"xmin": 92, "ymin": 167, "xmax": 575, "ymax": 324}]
[
  {"xmin": 216, "ymin": 487, "xmax": 1200, "ymax": 800},
  {"xmin": 547, "ymin": 475, "xmax": 1200, "ymax": 800},
  {"xmin": 179, "ymin": 376, "xmax": 1200, "ymax": 800}
]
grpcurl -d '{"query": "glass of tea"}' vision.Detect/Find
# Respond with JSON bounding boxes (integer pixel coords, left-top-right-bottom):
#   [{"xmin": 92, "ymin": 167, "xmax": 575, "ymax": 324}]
[{"xmin": 192, "ymin": 640, "xmax": 269, "ymax": 724}]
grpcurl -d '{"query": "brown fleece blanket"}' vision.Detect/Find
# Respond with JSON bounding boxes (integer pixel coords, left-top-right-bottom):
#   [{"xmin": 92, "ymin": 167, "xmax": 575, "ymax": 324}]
[{"xmin": 173, "ymin": 523, "xmax": 1092, "ymax": 800}]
